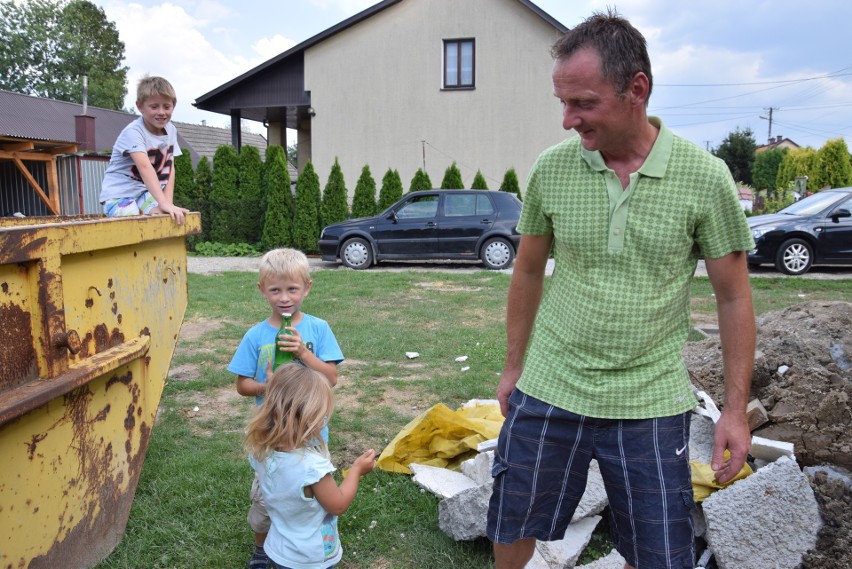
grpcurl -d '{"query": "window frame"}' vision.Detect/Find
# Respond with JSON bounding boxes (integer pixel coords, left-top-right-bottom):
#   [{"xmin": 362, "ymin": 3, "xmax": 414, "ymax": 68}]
[{"xmin": 443, "ymin": 38, "xmax": 475, "ymax": 90}]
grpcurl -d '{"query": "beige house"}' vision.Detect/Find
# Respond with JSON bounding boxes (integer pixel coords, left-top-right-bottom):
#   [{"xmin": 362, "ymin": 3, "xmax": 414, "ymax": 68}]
[{"xmin": 195, "ymin": 0, "xmax": 571, "ymax": 196}]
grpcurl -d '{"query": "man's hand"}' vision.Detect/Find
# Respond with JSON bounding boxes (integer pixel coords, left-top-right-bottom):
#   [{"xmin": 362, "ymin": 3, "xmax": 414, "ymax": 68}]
[
  {"xmin": 496, "ymin": 367, "xmax": 522, "ymax": 417},
  {"xmin": 711, "ymin": 408, "xmax": 751, "ymax": 484}
]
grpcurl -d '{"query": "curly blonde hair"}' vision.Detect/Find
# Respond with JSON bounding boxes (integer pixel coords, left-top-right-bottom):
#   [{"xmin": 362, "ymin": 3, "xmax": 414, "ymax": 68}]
[{"xmin": 244, "ymin": 363, "xmax": 334, "ymax": 462}]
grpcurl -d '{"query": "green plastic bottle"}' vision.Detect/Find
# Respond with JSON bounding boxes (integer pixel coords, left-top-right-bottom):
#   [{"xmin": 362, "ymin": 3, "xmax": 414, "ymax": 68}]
[{"xmin": 272, "ymin": 312, "xmax": 293, "ymax": 370}]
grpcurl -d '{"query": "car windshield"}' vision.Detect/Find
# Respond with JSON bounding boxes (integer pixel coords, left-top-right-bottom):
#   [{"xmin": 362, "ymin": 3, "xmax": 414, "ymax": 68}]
[{"xmin": 779, "ymin": 191, "xmax": 847, "ymax": 216}]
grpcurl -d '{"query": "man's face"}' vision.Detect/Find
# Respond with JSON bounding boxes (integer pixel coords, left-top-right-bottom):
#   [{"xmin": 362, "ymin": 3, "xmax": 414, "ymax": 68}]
[
  {"xmin": 136, "ymin": 94, "xmax": 175, "ymax": 135},
  {"xmin": 552, "ymin": 48, "xmax": 633, "ymax": 154}
]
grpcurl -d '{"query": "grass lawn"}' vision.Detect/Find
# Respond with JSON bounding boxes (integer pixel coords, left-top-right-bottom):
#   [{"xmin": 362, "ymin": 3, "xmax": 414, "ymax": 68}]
[{"xmin": 97, "ymin": 270, "xmax": 850, "ymax": 569}]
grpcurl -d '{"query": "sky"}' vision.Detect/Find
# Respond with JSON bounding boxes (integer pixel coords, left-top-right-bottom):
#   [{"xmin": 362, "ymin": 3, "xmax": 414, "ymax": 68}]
[{"xmin": 93, "ymin": 0, "xmax": 852, "ymax": 151}]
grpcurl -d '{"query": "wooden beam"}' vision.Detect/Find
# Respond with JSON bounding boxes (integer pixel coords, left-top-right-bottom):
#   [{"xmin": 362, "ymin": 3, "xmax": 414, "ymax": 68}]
[
  {"xmin": 1, "ymin": 141, "xmax": 35, "ymax": 152},
  {"xmin": 0, "ymin": 150, "xmax": 61, "ymax": 162},
  {"xmin": 50, "ymin": 145, "xmax": 78, "ymax": 155},
  {"xmin": 12, "ymin": 157, "xmax": 59, "ymax": 215}
]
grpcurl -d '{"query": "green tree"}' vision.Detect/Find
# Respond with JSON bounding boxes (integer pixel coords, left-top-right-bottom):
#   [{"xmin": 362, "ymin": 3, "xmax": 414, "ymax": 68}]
[
  {"xmin": 210, "ymin": 145, "xmax": 240, "ymax": 244},
  {"xmin": 499, "ymin": 168, "xmax": 522, "ymax": 201},
  {"xmin": 238, "ymin": 145, "xmax": 263, "ymax": 244},
  {"xmin": 0, "ymin": 0, "xmax": 128, "ymax": 110},
  {"xmin": 351, "ymin": 165, "xmax": 377, "ymax": 218},
  {"xmin": 440, "ymin": 162, "xmax": 464, "ymax": 189},
  {"xmin": 293, "ymin": 161, "xmax": 321, "ymax": 253},
  {"xmin": 261, "ymin": 145, "xmax": 294, "ymax": 251},
  {"xmin": 815, "ymin": 138, "xmax": 852, "ymax": 190},
  {"xmin": 471, "ymin": 170, "xmax": 489, "ymax": 190},
  {"xmin": 321, "ymin": 158, "xmax": 349, "ymax": 227},
  {"xmin": 752, "ymin": 148, "xmax": 787, "ymax": 191},
  {"xmin": 173, "ymin": 152, "xmax": 194, "ymax": 211},
  {"xmin": 286, "ymin": 143, "xmax": 298, "ymax": 165},
  {"xmin": 193, "ymin": 156, "xmax": 213, "ymax": 247},
  {"xmin": 408, "ymin": 168, "xmax": 433, "ymax": 193},
  {"xmin": 378, "ymin": 169, "xmax": 403, "ymax": 211},
  {"xmin": 776, "ymin": 147, "xmax": 818, "ymax": 192},
  {"xmin": 713, "ymin": 127, "xmax": 756, "ymax": 185}
]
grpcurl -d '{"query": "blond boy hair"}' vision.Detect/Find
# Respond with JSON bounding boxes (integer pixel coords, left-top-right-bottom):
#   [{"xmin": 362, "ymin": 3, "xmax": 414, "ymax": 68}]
[
  {"xmin": 136, "ymin": 75, "xmax": 177, "ymax": 105},
  {"xmin": 258, "ymin": 248, "xmax": 312, "ymax": 286}
]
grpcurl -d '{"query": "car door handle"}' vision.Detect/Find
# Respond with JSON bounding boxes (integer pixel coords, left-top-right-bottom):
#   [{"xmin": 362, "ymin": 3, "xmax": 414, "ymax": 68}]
[
  {"xmin": 480, "ymin": 218, "xmax": 493, "ymax": 224},
  {"xmin": 426, "ymin": 222, "xmax": 437, "ymax": 227}
]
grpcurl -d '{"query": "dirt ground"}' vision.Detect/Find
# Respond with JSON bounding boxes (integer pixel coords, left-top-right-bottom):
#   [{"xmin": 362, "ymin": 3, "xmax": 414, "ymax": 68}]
[{"xmin": 683, "ymin": 301, "xmax": 852, "ymax": 568}]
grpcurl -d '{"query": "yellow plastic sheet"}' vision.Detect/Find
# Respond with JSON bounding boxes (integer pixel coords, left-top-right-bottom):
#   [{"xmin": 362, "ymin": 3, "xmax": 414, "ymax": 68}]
[
  {"xmin": 691, "ymin": 454, "xmax": 753, "ymax": 502},
  {"xmin": 377, "ymin": 402, "xmax": 504, "ymax": 474}
]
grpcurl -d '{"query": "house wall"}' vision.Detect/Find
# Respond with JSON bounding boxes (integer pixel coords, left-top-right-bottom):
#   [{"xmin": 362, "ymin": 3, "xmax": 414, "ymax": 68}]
[{"xmin": 303, "ymin": 0, "xmax": 570, "ymax": 197}]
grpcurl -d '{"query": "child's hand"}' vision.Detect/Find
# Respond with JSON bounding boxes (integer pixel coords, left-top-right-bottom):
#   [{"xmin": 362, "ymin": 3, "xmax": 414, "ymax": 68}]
[
  {"xmin": 157, "ymin": 202, "xmax": 189, "ymax": 225},
  {"xmin": 351, "ymin": 449, "xmax": 377, "ymax": 476},
  {"xmin": 278, "ymin": 327, "xmax": 306, "ymax": 358}
]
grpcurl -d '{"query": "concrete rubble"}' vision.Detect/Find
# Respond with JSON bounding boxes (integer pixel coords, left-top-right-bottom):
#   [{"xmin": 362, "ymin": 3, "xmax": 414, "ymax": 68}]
[{"xmin": 409, "ymin": 394, "xmax": 826, "ymax": 569}]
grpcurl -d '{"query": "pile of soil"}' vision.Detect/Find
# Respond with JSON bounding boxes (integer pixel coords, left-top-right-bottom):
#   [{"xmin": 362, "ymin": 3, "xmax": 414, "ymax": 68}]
[{"xmin": 683, "ymin": 301, "xmax": 852, "ymax": 569}]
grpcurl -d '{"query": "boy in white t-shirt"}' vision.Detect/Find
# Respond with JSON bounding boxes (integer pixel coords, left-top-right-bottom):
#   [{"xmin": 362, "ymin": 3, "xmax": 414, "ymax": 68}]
[{"xmin": 99, "ymin": 75, "xmax": 189, "ymax": 224}]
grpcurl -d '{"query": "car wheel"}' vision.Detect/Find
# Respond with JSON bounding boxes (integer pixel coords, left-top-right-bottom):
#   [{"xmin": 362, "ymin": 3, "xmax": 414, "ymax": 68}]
[
  {"xmin": 480, "ymin": 238, "xmax": 515, "ymax": 270},
  {"xmin": 774, "ymin": 238, "xmax": 813, "ymax": 275},
  {"xmin": 340, "ymin": 238, "xmax": 373, "ymax": 270}
]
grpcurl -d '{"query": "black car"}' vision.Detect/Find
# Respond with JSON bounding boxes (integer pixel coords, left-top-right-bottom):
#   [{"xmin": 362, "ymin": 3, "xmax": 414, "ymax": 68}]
[
  {"xmin": 747, "ymin": 187, "xmax": 852, "ymax": 275},
  {"xmin": 318, "ymin": 190, "xmax": 522, "ymax": 270}
]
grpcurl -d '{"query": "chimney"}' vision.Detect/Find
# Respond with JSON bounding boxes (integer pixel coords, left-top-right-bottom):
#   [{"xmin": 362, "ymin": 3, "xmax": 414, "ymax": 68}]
[
  {"xmin": 776, "ymin": 135, "xmax": 782, "ymax": 144},
  {"xmin": 75, "ymin": 114, "xmax": 96, "ymax": 151},
  {"xmin": 201, "ymin": 120, "xmax": 206, "ymax": 127}
]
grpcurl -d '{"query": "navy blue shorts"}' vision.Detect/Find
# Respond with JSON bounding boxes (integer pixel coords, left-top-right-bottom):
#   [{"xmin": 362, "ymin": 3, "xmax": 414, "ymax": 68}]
[{"xmin": 487, "ymin": 389, "xmax": 695, "ymax": 568}]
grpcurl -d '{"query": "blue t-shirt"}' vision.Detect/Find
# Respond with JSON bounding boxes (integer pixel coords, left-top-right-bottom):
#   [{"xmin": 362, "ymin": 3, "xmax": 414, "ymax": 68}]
[
  {"xmin": 228, "ymin": 313, "xmax": 344, "ymax": 406},
  {"xmin": 250, "ymin": 448, "xmax": 342, "ymax": 569}
]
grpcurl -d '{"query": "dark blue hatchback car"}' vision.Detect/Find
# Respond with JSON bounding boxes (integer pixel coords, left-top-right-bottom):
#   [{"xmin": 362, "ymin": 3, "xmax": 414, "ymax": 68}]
[
  {"xmin": 318, "ymin": 190, "xmax": 522, "ymax": 270},
  {"xmin": 747, "ymin": 187, "xmax": 852, "ymax": 275}
]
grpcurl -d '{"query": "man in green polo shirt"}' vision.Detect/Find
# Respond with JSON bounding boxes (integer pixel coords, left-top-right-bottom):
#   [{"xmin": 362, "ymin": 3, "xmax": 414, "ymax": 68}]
[{"xmin": 486, "ymin": 10, "xmax": 756, "ymax": 569}]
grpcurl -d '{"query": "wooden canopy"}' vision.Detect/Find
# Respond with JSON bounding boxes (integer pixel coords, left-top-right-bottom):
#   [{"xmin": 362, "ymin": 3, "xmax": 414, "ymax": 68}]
[{"xmin": 0, "ymin": 135, "xmax": 78, "ymax": 215}]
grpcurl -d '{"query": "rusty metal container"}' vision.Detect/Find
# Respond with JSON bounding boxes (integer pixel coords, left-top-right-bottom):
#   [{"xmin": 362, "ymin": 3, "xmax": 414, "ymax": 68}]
[{"xmin": 0, "ymin": 213, "xmax": 200, "ymax": 568}]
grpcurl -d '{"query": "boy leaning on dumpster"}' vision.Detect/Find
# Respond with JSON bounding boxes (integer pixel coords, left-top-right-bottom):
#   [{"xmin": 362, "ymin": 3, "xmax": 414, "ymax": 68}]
[
  {"xmin": 227, "ymin": 247, "xmax": 344, "ymax": 569},
  {"xmin": 99, "ymin": 75, "xmax": 189, "ymax": 224}
]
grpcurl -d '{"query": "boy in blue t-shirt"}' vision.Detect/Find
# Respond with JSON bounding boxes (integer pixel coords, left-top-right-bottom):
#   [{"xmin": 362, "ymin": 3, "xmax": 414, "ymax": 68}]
[{"xmin": 228, "ymin": 248, "xmax": 343, "ymax": 569}]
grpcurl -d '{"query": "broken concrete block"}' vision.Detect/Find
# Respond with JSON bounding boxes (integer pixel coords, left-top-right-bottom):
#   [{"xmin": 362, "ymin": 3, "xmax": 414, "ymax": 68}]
[
  {"xmin": 437, "ymin": 482, "xmax": 493, "ymax": 540},
  {"xmin": 573, "ymin": 460, "xmax": 608, "ymax": 520},
  {"xmin": 689, "ymin": 413, "xmax": 715, "ymax": 464},
  {"xmin": 750, "ymin": 435, "xmax": 795, "ymax": 463},
  {"xmin": 532, "ymin": 515, "xmax": 601, "ymax": 569},
  {"xmin": 460, "ymin": 450, "xmax": 494, "ymax": 485},
  {"xmin": 477, "ymin": 438, "xmax": 498, "ymax": 452},
  {"xmin": 410, "ymin": 463, "xmax": 476, "ymax": 499},
  {"xmin": 575, "ymin": 548, "xmax": 627, "ymax": 569},
  {"xmin": 702, "ymin": 456, "xmax": 821, "ymax": 569},
  {"xmin": 746, "ymin": 398, "xmax": 769, "ymax": 431}
]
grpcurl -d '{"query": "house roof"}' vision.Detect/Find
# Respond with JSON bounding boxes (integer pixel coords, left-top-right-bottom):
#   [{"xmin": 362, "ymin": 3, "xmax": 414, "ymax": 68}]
[
  {"xmin": 755, "ymin": 135, "xmax": 800, "ymax": 153},
  {"xmin": 194, "ymin": 0, "xmax": 567, "ymax": 121},
  {"xmin": 173, "ymin": 121, "xmax": 268, "ymax": 162}
]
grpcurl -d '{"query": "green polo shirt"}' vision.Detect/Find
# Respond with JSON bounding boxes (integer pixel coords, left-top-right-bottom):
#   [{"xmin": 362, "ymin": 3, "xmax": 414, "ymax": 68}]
[{"xmin": 516, "ymin": 118, "xmax": 754, "ymax": 419}]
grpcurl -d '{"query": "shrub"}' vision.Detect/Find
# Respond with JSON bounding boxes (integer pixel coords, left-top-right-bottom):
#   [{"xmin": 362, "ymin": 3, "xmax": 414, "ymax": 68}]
[
  {"xmin": 321, "ymin": 157, "xmax": 349, "ymax": 227},
  {"xmin": 192, "ymin": 156, "xmax": 213, "ymax": 247},
  {"xmin": 239, "ymin": 145, "xmax": 263, "ymax": 244},
  {"xmin": 440, "ymin": 161, "xmax": 464, "ymax": 189},
  {"xmin": 210, "ymin": 145, "xmax": 240, "ymax": 244},
  {"xmin": 193, "ymin": 241, "xmax": 260, "ymax": 257},
  {"xmin": 261, "ymin": 145, "xmax": 294, "ymax": 251},
  {"xmin": 408, "ymin": 168, "xmax": 433, "ymax": 193},
  {"xmin": 471, "ymin": 169, "xmax": 488, "ymax": 190},
  {"xmin": 499, "ymin": 167, "xmax": 522, "ymax": 201},
  {"xmin": 293, "ymin": 161, "xmax": 322, "ymax": 253},
  {"xmin": 173, "ymin": 151, "xmax": 194, "ymax": 210},
  {"xmin": 351, "ymin": 165, "xmax": 377, "ymax": 218},
  {"xmin": 378, "ymin": 168, "xmax": 403, "ymax": 211}
]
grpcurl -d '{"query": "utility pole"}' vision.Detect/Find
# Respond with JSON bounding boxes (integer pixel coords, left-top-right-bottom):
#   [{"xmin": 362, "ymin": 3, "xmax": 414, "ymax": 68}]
[
  {"xmin": 421, "ymin": 140, "xmax": 426, "ymax": 171},
  {"xmin": 760, "ymin": 107, "xmax": 777, "ymax": 143}
]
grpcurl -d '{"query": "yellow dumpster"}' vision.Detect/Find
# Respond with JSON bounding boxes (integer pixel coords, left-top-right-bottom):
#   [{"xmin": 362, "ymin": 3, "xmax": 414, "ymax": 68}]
[{"xmin": 0, "ymin": 213, "xmax": 200, "ymax": 568}]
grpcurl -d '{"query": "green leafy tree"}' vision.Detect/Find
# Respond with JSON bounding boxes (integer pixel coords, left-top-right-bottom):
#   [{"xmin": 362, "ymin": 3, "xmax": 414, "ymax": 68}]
[
  {"xmin": 210, "ymin": 145, "xmax": 240, "ymax": 244},
  {"xmin": 499, "ymin": 168, "xmax": 522, "ymax": 201},
  {"xmin": 238, "ymin": 145, "xmax": 263, "ymax": 244},
  {"xmin": 440, "ymin": 162, "xmax": 464, "ymax": 189},
  {"xmin": 471, "ymin": 170, "xmax": 489, "ymax": 190},
  {"xmin": 321, "ymin": 158, "xmax": 349, "ymax": 227},
  {"xmin": 378, "ymin": 169, "xmax": 403, "ymax": 211},
  {"xmin": 351, "ymin": 165, "xmax": 377, "ymax": 218},
  {"xmin": 713, "ymin": 127, "xmax": 756, "ymax": 185},
  {"xmin": 752, "ymin": 148, "xmax": 787, "ymax": 192},
  {"xmin": 815, "ymin": 138, "xmax": 852, "ymax": 190},
  {"xmin": 193, "ymin": 156, "xmax": 213, "ymax": 247},
  {"xmin": 776, "ymin": 147, "xmax": 818, "ymax": 192},
  {"xmin": 261, "ymin": 145, "xmax": 294, "ymax": 251},
  {"xmin": 286, "ymin": 143, "xmax": 298, "ymax": 165},
  {"xmin": 293, "ymin": 161, "xmax": 321, "ymax": 253},
  {"xmin": 408, "ymin": 168, "xmax": 433, "ymax": 193},
  {"xmin": 0, "ymin": 0, "xmax": 128, "ymax": 110}
]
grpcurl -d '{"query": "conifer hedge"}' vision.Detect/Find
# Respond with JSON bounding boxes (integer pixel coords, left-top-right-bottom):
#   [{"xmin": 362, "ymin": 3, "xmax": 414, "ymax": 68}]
[
  {"xmin": 471, "ymin": 169, "xmax": 488, "ymax": 190},
  {"xmin": 351, "ymin": 165, "xmax": 377, "ymax": 218},
  {"xmin": 293, "ymin": 161, "xmax": 322, "ymax": 253},
  {"xmin": 261, "ymin": 145, "xmax": 294, "ymax": 251},
  {"xmin": 210, "ymin": 145, "xmax": 240, "ymax": 243},
  {"xmin": 499, "ymin": 167, "xmax": 522, "ymax": 201},
  {"xmin": 238, "ymin": 145, "xmax": 263, "ymax": 244},
  {"xmin": 441, "ymin": 161, "xmax": 464, "ymax": 189},
  {"xmin": 378, "ymin": 168, "xmax": 403, "ymax": 211},
  {"xmin": 321, "ymin": 158, "xmax": 349, "ymax": 227},
  {"xmin": 408, "ymin": 168, "xmax": 432, "ymax": 193}
]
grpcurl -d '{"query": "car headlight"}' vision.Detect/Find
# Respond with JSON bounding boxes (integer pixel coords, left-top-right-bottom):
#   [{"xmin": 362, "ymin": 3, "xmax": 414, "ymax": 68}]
[{"xmin": 751, "ymin": 227, "xmax": 774, "ymax": 239}]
